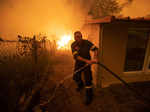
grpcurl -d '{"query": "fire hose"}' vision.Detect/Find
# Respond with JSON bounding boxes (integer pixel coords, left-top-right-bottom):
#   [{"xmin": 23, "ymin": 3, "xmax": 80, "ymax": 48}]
[
  {"xmin": 40, "ymin": 64, "xmax": 91, "ymax": 106},
  {"xmin": 40, "ymin": 62, "xmax": 150, "ymax": 107},
  {"xmin": 97, "ymin": 62, "xmax": 150, "ymax": 106}
]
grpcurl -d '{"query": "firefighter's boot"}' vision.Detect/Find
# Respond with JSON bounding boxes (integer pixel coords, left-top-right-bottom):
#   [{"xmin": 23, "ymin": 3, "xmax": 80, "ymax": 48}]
[{"xmin": 85, "ymin": 87, "xmax": 93, "ymax": 105}]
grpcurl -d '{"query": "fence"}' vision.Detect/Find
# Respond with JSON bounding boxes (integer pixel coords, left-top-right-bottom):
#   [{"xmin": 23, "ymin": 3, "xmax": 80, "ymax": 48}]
[{"xmin": 0, "ymin": 37, "xmax": 57, "ymax": 112}]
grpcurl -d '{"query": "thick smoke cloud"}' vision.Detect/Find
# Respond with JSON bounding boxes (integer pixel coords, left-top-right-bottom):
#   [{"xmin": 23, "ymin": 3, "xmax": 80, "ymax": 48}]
[
  {"xmin": 121, "ymin": 0, "xmax": 133, "ymax": 7},
  {"xmin": 0, "ymin": 0, "xmax": 150, "ymax": 40},
  {"xmin": 0, "ymin": 0, "xmax": 89, "ymax": 40},
  {"xmin": 121, "ymin": 0, "xmax": 150, "ymax": 17}
]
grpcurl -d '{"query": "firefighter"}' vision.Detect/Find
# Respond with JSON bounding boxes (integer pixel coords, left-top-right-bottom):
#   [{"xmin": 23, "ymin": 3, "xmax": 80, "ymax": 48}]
[{"xmin": 71, "ymin": 31, "xmax": 98, "ymax": 105}]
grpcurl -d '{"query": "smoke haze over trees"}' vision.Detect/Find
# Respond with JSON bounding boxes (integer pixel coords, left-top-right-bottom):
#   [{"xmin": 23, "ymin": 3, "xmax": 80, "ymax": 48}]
[
  {"xmin": 1, "ymin": 0, "xmax": 150, "ymax": 40},
  {"xmin": 88, "ymin": 0, "xmax": 122, "ymax": 18}
]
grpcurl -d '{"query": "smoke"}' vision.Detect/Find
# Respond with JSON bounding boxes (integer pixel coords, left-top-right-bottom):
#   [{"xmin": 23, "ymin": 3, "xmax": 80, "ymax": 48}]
[
  {"xmin": 120, "ymin": 0, "xmax": 133, "ymax": 7},
  {"xmin": 119, "ymin": 0, "xmax": 150, "ymax": 17},
  {"xmin": 126, "ymin": 0, "xmax": 133, "ymax": 4},
  {"xmin": 1, "ymin": 0, "xmax": 150, "ymax": 40},
  {"xmin": 0, "ymin": 0, "xmax": 90, "ymax": 40}
]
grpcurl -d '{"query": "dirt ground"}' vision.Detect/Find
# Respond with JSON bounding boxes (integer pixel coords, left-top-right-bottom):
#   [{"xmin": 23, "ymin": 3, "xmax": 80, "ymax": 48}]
[{"xmin": 36, "ymin": 52, "xmax": 150, "ymax": 112}]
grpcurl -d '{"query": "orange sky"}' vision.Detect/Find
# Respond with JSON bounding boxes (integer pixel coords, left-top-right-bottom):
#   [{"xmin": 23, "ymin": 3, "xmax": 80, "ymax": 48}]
[
  {"xmin": 0, "ymin": 0, "xmax": 86, "ymax": 40},
  {"xmin": 0, "ymin": 0, "xmax": 150, "ymax": 40},
  {"xmin": 120, "ymin": 0, "xmax": 150, "ymax": 17}
]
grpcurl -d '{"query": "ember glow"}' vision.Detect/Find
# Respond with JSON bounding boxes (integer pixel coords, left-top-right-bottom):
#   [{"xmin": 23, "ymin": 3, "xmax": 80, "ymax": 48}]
[{"xmin": 57, "ymin": 35, "xmax": 72, "ymax": 50}]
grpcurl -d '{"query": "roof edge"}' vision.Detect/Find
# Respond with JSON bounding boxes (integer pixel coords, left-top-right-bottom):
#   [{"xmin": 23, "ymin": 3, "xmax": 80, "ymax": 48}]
[{"xmin": 85, "ymin": 16, "xmax": 150, "ymax": 24}]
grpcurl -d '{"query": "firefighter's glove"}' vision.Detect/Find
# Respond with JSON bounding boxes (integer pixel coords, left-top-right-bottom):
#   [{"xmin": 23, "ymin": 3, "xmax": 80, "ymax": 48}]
[
  {"xmin": 92, "ymin": 59, "xmax": 99, "ymax": 64},
  {"xmin": 85, "ymin": 59, "xmax": 98, "ymax": 65}
]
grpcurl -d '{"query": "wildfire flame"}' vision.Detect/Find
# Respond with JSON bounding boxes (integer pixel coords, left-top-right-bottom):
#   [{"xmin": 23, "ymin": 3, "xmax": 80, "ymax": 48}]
[{"xmin": 57, "ymin": 34, "xmax": 72, "ymax": 50}]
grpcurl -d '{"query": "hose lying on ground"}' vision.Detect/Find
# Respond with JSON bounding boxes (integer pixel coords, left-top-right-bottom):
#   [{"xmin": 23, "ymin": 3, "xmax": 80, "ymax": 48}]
[
  {"xmin": 39, "ymin": 64, "xmax": 91, "ymax": 106},
  {"xmin": 40, "ymin": 62, "xmax": 150, "ymax": 108}
]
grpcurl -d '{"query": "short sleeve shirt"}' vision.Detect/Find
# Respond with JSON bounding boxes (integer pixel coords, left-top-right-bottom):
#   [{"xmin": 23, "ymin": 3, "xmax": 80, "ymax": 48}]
[{"xmin": 71, "ymin": 39, "xmax": 97, "ymax": 64}]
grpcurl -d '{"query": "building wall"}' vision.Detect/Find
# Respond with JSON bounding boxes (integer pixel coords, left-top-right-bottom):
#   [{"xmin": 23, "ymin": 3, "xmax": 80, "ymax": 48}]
[
  {"xmin": 81, "ymin": 24, "xmax": 100, "ymax": 46},
  {"xmin": 100, "ymin": 22, "xmax": 128, "ymax": 87},
  {"xmin": 82, "ymin": 21, "xmax": 150, "ymax": 88}
]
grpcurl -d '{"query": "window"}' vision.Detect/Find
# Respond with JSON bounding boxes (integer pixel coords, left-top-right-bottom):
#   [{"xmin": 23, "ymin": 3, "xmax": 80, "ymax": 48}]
[{"xmin": 124, "ymin": 30, "xmax": 149, "ymax": 72}]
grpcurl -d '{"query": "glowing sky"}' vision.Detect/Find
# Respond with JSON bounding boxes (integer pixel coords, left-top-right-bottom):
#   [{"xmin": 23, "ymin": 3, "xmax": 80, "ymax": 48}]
[
  {"xmin": 120, "ymin": 0, "xmax": 150, "ymax": 17},
  {"xmin": 0, "ymin": 0, "xmax": 86, "ymax": 40},
  {"xmin": 0, "ymin": 0, "xmax": 150, "ymax": 40}
]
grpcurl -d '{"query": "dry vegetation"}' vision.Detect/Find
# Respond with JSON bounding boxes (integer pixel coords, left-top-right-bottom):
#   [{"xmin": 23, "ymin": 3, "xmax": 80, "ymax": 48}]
[
  {"xmin": 1, "ymin": 40, "xmax": 150, "ymax": 112},
  {"xmin": 0, "ymin": 40, "xmax": 54, "ymax": 112}
]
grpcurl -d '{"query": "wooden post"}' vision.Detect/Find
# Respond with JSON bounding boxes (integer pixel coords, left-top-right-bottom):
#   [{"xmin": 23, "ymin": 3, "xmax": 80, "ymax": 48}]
[
  {"xmin": 32, "ymin": 36, "xmax": 38, "ymax": 64},
  {"xmin": 96, "ymin": 25, "xmax": 103, "ymax": 89}
]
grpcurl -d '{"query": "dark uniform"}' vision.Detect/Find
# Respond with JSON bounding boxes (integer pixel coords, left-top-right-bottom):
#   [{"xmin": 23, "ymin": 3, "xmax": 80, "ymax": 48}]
[{"xmin": 71, "ymin": 39, "xmax": 98, "ymax": 91}]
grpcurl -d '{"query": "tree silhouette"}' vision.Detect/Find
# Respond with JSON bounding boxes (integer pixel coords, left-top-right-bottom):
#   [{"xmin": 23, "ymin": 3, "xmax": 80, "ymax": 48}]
[
  {"xmin": 0, "ymin": 37, "xmax": 4, "ymax": 41},
  {"xmin": 88, "ymin": 0, "xmax": 122, "ymax": 18}
]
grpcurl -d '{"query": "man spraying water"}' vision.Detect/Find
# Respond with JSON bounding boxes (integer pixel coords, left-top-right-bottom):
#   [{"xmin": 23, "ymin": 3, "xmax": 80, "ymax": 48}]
[{"xmin": 71, "ymin": 31, "xmax": 98, "ymax": 105}]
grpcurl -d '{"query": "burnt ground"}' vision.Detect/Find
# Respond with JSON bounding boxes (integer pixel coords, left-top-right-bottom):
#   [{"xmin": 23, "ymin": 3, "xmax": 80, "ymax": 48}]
[{"xmin": 34, "ymin": 52, "xmax": 150, "ymax": 112}]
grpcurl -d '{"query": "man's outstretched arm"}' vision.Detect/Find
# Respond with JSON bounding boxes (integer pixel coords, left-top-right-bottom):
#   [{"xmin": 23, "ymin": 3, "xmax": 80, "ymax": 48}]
[
  {"xmin": 89, "ymin": 42, "xmax": 99, "ymax": 62},
  {"xmin": 76, "ymin": 56, "xmax": 95, "ymax": 65},
  {"xmin": 71, "ymin": 46, "xmax": 96, "ymax": 64}
]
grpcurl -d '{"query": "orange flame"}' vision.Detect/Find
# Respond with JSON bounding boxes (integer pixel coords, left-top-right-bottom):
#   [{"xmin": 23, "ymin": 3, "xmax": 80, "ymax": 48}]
[{"xmin": 57, "ymin": 34, "xmax": 72, "ymax": 50}]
